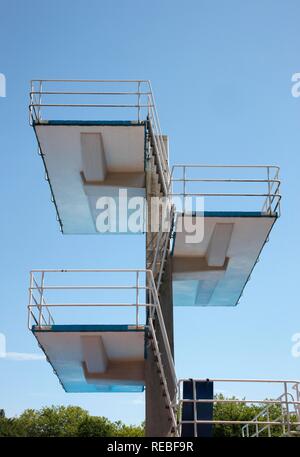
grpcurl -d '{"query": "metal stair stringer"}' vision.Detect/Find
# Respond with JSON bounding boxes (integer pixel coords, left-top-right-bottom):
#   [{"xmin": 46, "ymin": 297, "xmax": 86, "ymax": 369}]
[{"xmin": 147, "ymin": 309, "xmax": 178, "ymax": 436}]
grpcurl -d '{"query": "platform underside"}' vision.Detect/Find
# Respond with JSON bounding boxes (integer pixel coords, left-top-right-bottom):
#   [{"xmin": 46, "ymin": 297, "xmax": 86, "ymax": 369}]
[
  {"xmin": 172, "ymin": 212, "xmax": 277, "ymax": 306},
  {"xmin": 32, "ymin": 324, "xmax": 145, "ymax": 392},
  {"xmin": 33, "ymin": 121, "xmax": 146, "ymax": 234}
]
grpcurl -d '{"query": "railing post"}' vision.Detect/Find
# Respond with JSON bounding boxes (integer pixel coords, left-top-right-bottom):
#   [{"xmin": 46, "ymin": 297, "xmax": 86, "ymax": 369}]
[
  {"xmin": 246, "ymin": 424, "xmax": 249, "ymax": 438},
  {"xmin": 267, "ymin": 409, "xmax": 271, "ymax": 437},
  {"xmin": 193, "ymin": 380, "xmax": 197, "ymax": 437},
  {"xmin": 294, "ymin": 382, "xmax": 300, "ymax": 423},
  {"xmin": 183, "ymin": 166, "xmax": 186, "ymax": 213},
  {"xmin": 38, "ymin": 271, "xmax": 45, "ymax": 327},
  {"xmin": 267, "ymin": 166, "xmax": 272, "ymax": 214},
  {"xmin": 29, "ymin": 80, "xmax": 34, "ymax": 125},
  {"xmin": 255, "ymin": 420, "xmax": 259, "ymax": 437},
  {"xmin": 136, "ymin": 271, "xmax": 139, "ymax": 327},
  {"xmin": 275, "ymin": 167, "xmax": 281, "ymax": 216},
  {"xmin": 38, "ymin": 80, "xmax": 43, "ymax": 121},
  {"xmin": 137, "ymin": 81, "xmax": 141, "ymax": 122},
  {"xmin": 284, "ymin": 382, "xmax": 291, "ymax": 436},
  {"xmin": 28, "ymin": 272, "xmax": 34, "ymax": 329}
]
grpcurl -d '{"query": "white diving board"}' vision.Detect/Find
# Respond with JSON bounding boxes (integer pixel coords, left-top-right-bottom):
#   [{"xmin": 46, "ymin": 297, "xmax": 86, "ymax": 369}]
[
  {"xmin": 172, "ymin": 212, "xmax": 277, "ymax": 306},
  {"xmin": 32, "ymin": 324, "xmax": 145, "ymax": 392}
]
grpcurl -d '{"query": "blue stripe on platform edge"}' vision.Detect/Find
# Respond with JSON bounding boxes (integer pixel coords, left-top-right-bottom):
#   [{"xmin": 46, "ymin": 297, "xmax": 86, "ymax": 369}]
[
  {"xmin": 32, "ymin": 324, "xmax": 145, "ymax": 333},
  {"xmin": 179, "ymin": 211, "xmax": 278, "ymax": 218},
  {"xmin": 33, "ymin": 120, "xmax": 145, "ymax": 126}
]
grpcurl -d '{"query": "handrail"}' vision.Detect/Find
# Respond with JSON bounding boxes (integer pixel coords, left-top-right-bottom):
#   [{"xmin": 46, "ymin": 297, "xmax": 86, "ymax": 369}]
[
  {"xmin": 171, "ymin": 164, "xmax": 281, "ymax": 215},
  {"xmin": 28, "ymin": 269, "xmax": 156, "ymax": 328},
  {"xmin": 148, "ymin": 318, "xmax": 178, "ymax": 435},
  {"xmin": 29, "ymin": 79, "xmax": 170, "ymax": 195},
  {"xmin": 241, "ymin": 392, "xmax": 297, "ymax": 437},
  {"xmin": 28, "ymin": 269, "xmax": 177, "ymax": 384},
  {"xmin": 177, "ymin": 379, "xmax": 300, "ymax": 437}
]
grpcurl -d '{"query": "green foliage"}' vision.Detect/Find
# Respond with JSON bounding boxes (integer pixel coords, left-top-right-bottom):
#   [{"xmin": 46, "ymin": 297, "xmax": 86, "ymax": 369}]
[
  {"xmin": 1, "ymin": 398, "xmax": 297, "ymax": 437},
  {"xmin": 17, "ymin": 406, "xmax": 89, "ymax": 437},
  {"xmin": 213, "ymin": 394, "xmax": 292, "ymax": 437},
  {"xmin": 113, "ymin": 420, "xmax": 144, "ymax": 437},
  {"xmin": 0, "ymin": 417, "xmax": 25, "ymax": 437},
  {"xmin": 77, "ymin": 416, "xmax": 115, "ymax": 437},
  {"xmin": 0, "ymin": 406, "xmax": 144, "ymax": 437}
]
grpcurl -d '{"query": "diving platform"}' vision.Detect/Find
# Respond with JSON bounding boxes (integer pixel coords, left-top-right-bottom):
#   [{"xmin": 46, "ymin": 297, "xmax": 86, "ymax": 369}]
[
  {"xmin": 171, "ymin": 165, "xmax": 281, "ymax": 307},
  {"xmin": 29, "ymin": 80, "xmax": 169, "ymax": 233},
  {"xmin": 32, "ymin": 324, "xmax": 145, "ymax": 393},
  {"xmin": 33, "ymin": 121, "xmax": 146, "ymax": 234},
  {"xmin": 28, "ymin": 269, "xmax": 175, "ymax": 395},
  {"xmin": 172, "ymin": 212, "xmax": 276, "ymax": 306}
]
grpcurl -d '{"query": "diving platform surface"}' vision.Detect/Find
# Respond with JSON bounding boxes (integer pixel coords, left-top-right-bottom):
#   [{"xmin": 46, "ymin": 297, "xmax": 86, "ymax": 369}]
[
  {"xmin": 32, "ymin": 324, "xmax": 145, "ymax": 392},
  {"xmin": 33, "ymin": 120, "xmax": 146, "ymax": 234},
  {"xmin": 172, "ymin": 212, "xmax": 277, "ymax": 306}
]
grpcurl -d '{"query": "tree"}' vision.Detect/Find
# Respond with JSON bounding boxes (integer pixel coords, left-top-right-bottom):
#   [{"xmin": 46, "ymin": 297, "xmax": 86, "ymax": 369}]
[
  {"xmin": 17, "ymin": 406, "xmax": 89, "ymax": 437},
  {"xmin": 0, "ymin": 405, "xmax": 144, "ymax": 437},
  {"xmin": 0, "ymin": 416, "xmax": 25, "ymax": 437},
  {"xmin": 77, "ymin": 416, "xmax": 115, "ymax": 437},
  {"xmin": 213, "ymin": 394, "xmax": 292, "ymax": 437},
  {"xmin": 113, "ymin": 420, "xmax": 144, "ymax": 437}
]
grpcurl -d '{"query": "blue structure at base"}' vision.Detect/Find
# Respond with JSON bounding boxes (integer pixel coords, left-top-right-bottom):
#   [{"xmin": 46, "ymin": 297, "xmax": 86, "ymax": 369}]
[{"xmin": 181, "ymin": 380, "xmax": 214, "ymax": 437}]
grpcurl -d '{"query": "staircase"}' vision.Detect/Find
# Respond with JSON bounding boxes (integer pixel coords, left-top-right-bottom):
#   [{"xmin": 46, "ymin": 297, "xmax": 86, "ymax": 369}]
[{"xmin": 145, "ymin": 116, "xmax": 178, "ymax": 436}]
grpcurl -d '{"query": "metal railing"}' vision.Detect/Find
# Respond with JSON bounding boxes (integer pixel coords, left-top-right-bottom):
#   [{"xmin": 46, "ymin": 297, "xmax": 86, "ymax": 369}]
[
  {"xmin": 29, "ymin": 79, "xmax": 170, "ymax": 195},
  {"xmin": 242, "ymin": 382, "xmax": 300, "ymax": 437},
  {"xmin": 147, "ymin": 203, "xmax": 175, "ymax": 292},
  {"xmin": 177, "ymin": 379, "xmax": 300, "ymax": 437},
  {"xmin": 28, "ymin": 268, "xmax": 155, "ymax": 329},
  {"xmin": 171, "ymin": 165, "xmax": 281, "ymax": 215}
]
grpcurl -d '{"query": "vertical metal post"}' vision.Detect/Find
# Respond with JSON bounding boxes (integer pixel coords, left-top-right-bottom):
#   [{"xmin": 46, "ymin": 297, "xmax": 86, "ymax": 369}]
[
  {"xmin": 275, "ymin": 168, "xmax": 281, "ymax": 216},
  {"xmin": 136, "ymin": 271, "xmax": 139, "ymax": 327},
  {"xmin": 38, "ymin": 80, "xmax": 43, "ymax": 121},
  {"xmin": 29, "ymin": 80, "xmax": 34, "ymax": 124},
  {"xmin": 255, "ymin": 420, "xmax": 259, "ymax": 437},
  {"xmin": 267, "ymin": 166, "xmax": 272, "ymax": 214},
  {"xmin": 28, "ymin": 272, "xmax": 34, "ymax": 329},
  {"xmin": 147, "ymin": 92, "xmax": 151, "ymax": 120},
  {"xmin": 284, "ymin": 382, "xmax": 291, "ymax": 436},
  {"xmin": 38, "ymin": 271, "xmax": 45, "ymax": 327},
  {"xmin": 280, "ymin": 394, "xmax": 286, "ymax": 436},
  {"xmin": 193, "ymin": 380, "xmax": 197, "ymax": 437},
  {"xmin": 137, "ymin": 81, "xmax": 141, "ymax": 123},
  {"xmin": 294, "ymin": 382, "xmax": 300, "ymax": 422},
  {"xmin": 183, "ymin": 166, "xmax": 186, "ymax": 213},
  {"xmin": 149, "ymin": 272, "xmax": 155, "ymax": 320},
  {"xmin": 267, "ymin": 409, "xmax": 271, "ymax": 437}
]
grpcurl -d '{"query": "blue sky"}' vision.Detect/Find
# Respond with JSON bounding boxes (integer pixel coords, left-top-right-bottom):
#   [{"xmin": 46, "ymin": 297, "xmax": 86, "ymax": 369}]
[{"xmin": 0, "ymin": 0, "xmax": 300, "ymax": 424}]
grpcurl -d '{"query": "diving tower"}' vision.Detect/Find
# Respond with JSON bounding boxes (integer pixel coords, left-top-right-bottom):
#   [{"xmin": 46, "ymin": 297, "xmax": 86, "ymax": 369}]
[{"xmin": 28, "ymin": 78, "xmax": 292, "ymax": 438}]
